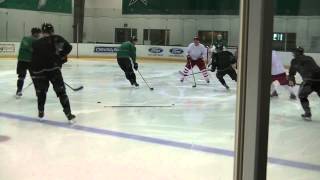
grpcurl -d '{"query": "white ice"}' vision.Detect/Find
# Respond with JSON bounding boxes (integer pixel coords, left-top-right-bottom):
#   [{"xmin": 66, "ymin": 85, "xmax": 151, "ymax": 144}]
[{"xmin": 0, "ymin": 59, "xmax": 319, "ymax": 180}]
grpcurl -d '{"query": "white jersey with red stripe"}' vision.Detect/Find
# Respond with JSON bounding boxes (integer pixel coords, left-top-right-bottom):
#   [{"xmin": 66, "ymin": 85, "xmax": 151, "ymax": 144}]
[
  {"xmin": 272, "ymin": 51, "xmax": 286, "ymax": 75},
  {"xmin": 186, "ymin": 43, "xmax": 206, "ymax": 61}
]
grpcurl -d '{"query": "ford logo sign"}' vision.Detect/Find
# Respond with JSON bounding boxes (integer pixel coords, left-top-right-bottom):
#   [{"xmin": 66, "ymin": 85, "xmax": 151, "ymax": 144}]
[
  {"xmin": 148, "ymin": 47, "xmax": 164, "ymax": 54},
  {"xmin": 169, "ymin": 48, "xmax": 184, "ymax": 55}
]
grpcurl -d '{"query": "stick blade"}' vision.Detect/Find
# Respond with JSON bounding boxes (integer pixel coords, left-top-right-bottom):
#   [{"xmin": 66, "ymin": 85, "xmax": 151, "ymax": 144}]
[{"xmin": 73, "ymin": 86, "xmax": 84, "ymax": 91}]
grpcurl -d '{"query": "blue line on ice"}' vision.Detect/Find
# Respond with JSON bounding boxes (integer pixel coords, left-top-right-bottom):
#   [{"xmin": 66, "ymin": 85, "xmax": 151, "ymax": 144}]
[{"xmin": 0, "ymin": 111, "xmax": 319, "ymax": 172}]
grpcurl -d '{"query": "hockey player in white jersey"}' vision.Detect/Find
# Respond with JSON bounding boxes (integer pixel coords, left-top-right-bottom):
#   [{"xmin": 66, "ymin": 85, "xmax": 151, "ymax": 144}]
[
  {"xmin": 271, "ymin": 51, "xmax": 296, "ymax": 99},
  {"xmin": 180, "ymin": 36, "xmax": 209, "ymax": 83}
]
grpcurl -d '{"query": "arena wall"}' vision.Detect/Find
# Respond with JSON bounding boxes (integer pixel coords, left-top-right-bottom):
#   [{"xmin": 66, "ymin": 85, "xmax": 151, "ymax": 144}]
[
  {"xmin": 0, "ymin": 0, "xmax": 319, "ymax": 52},
  {"xmin": 1, "ymin": 42, "xmax": 319, "ymax": 67}
]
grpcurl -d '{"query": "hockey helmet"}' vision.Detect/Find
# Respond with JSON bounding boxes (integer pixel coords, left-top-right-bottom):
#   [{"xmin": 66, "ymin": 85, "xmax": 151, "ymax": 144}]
[
  {"xmin": 31, "ymin": 27, "xmax": 41, "ymax": 35},
  {"xmin": 41, "ymin": 23, "xmax": 54, "ymax": 34},
  {"xmin": 130, "ymin": 36, "xmax": 138, "ymax": 42},
  {"xmin": 293, "ymin": 46, "xmax": 304, "ymax": 56}
]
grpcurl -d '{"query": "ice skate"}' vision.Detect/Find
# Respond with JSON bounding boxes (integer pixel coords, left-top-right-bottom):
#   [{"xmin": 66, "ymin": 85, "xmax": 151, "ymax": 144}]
[
  {"xmin": 301, "ymin": 112, "xmax": 312, "ymax": 121},
  {"xmin": 38, "ymin": 111, "xmax": 44, "ymax": 121},
  {"xmin": 66, "ymin": 113, "xmax": 76, "ymax": 124},
  {"xmin": 180, "ymin": 77, "xmax": 185, "ymax": 83},
  {"xmin": 270, "ymin": 91, "xmax": 278, "ymax": 97},
  {"xmin": 290, "ymin": 93, "xmax": 297, "ymax": 100},
  {"xmin": 15, "ymin": 91, "xmax": 22, "ymax": 99},
  {"xmin": 133, "ymin": 82, "xmax": 139, "ymax": 87},
  {"xmin": 223, "ymin": 84, "xmax": 230, "ymax": 90}
]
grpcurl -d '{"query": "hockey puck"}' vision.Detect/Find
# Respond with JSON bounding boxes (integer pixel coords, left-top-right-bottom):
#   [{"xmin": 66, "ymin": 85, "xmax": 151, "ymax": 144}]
[
  {"xmin": 97, "ymin": 102, "xmax": 101, "ymax": 104},
  {"xmin": 150, "ymin": 88, "xmax": 154, "ymax": 91}
]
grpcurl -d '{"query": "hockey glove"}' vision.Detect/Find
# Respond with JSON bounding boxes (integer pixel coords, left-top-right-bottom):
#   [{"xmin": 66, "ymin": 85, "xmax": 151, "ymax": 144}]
[
  {"xmin": 56, "ymin": 56, "xmax": 68, "ymax": 68},
  {"xmin": 288, "ymin": 76, "xmax": 296, "ymax": 87},
  {"xmin": 61, "ymin": 56, "xmax": 68, "ymax": 64},
  {"xmin": 134, "ymin": 62, "xmax": 138, "ymax": 70},
  {"xmin": 288, "ymin": 80, "xmax": 296, "ymax": 87},
  {"xmin": 211, "ymin": 66, "xmax": 216, "ymax": 72}
]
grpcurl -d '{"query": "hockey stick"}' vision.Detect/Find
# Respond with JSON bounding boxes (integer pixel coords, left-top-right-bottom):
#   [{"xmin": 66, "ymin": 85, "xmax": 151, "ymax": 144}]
[
  {"xmin": 104, "ymin": 105, "xmax": 173, "ymax": 108},
  {"xmin": 179, "ymin": 69, "xmax": 211, "ymax": 76},
  {"xmin": 64, "ymin": 82, "xmax": 84, "ymax": 91},
  {"xmin": 22, "ymin": 82, "xmax": 33, "ymax": 91},
  {"xmin": 179, "ymin": 70, "xmax": 202, "ymax": 76},
  {"xmin": 136, "ymin": 69, "xmax": 154, "ymax": 91},
  {"xmin": 21, "ymin": 81, "xmax": 83, "ymax": 92},
  {"xmin": 188, "ymin": 59, "xmax": 197, "ymax": 88}
]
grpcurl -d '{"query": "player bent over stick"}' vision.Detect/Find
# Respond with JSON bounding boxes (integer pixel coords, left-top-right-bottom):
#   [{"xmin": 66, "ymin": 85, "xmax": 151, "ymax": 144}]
[
  {"xmin": 288, "ymin": 47, "xmax": 320, "ymax": 121},
  {"xmin": 117, "ymin": 36, "xmax": 139, "ymax": 87},
  {"xmin": 30, "ymin": 23, "xmax": 75, "ymax": 123},
  {"xmin": 180, "ymin": 36, "xmax": 210, "ymax": 83},
  {"xmin": 270, "ymin": 51, "xmax": 296, "ymax": 99},
  {"xmin": 209, "ymin": 45, "xmax": 237, "ymax": 90}
]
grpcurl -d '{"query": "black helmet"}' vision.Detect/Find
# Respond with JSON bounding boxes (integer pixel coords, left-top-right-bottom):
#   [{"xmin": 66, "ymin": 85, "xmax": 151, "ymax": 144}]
[
  {"xmin": 31, "ymin": 27, "xmax": 41, "ymax": 35},
  {"xmin": 130, "ymin": 36, "xmax": 138, "ymax": 42},
  {"xmin": 293, "ymin": 46, "xmax": 304, "ymax": 56},
  {"xmin": 41, "ymin": 23, "xmax": 54, "ymax": 34}
]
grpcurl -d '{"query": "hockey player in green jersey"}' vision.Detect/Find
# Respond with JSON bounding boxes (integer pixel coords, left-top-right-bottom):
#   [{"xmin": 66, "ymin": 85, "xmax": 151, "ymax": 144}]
[
  {"xmin": 16, "ymin": 27, "xmax": 41, "ymax": 98},
  {"xmin": 117, "ymin": 36, "xmax": 139, "ymax": 87}
]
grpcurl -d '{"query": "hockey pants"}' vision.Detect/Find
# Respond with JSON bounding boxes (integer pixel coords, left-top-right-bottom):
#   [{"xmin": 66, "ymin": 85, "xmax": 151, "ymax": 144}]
[
  {"xmin": 298, "ymin": 81, "xmax": 320, "ymax": 114},
  {"xmin": 117, "ymin": 57, "xmax": 137, "ymax": 85},
  {"xmin": 32, "ymin": 69, "xmax": 72, "ymax": 115}
]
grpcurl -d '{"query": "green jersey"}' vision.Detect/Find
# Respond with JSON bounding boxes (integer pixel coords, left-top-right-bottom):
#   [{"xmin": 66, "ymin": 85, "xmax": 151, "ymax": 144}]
[
  {"xmin": 17, "ymin": 36, "xmax": 37, "ymax": 62},
  {"xmin": 117, "ymin": 41, "xmax": 136, "ymax": 63},
  {"xmin": 213, "ymin": 39, "xmax": 226, "ymax": 48}
]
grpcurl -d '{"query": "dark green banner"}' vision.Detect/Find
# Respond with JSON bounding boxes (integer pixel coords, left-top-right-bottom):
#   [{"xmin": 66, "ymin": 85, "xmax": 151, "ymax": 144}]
[
  {"xmin": 275, "ymin": 0, "xmax": 320, "ymax": 16},
  {"xmin": 0, "ymin": 0, "xmax": 72, "ymax": 14},
  {"xmin": 123, "ymin": 0, "xmax": 239, "ymax": 15},
  {"xmin": 122, "ymin": 0, "xmax": 320, "ymax": 15}
]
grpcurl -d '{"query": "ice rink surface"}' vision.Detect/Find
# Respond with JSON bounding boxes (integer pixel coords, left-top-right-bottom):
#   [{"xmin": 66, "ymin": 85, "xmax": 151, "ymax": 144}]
[{"xmin": 0, "ymin": 59, "xmax": 320, "ymax": 180}]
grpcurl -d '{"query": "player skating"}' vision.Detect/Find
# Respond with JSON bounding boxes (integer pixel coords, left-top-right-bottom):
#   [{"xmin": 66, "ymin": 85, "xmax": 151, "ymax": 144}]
[
  {"xmin": 117, "ymin": 36, "xmax": 139, "ymax": 87},
  {"xmin": 30, "ymin": 23, "xmax": 75, "ymax": 123},
  {"xmin": 209, "ymin": 45, "xmax": 237, "ymax": 90},
  {"xmin": 15, "ymin": 27, "xmax": 41, "ymax": 98},
  {"xmin": 288, "ymin": 47, "xmax": 320, "ymax": 121},
  {"xmin": 180, "ymin": 36, "xmax": 209, "ymax": 83},
  {"xmin": 270, "ymin": 51, "xmax": 296, "ymax": 99}
]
